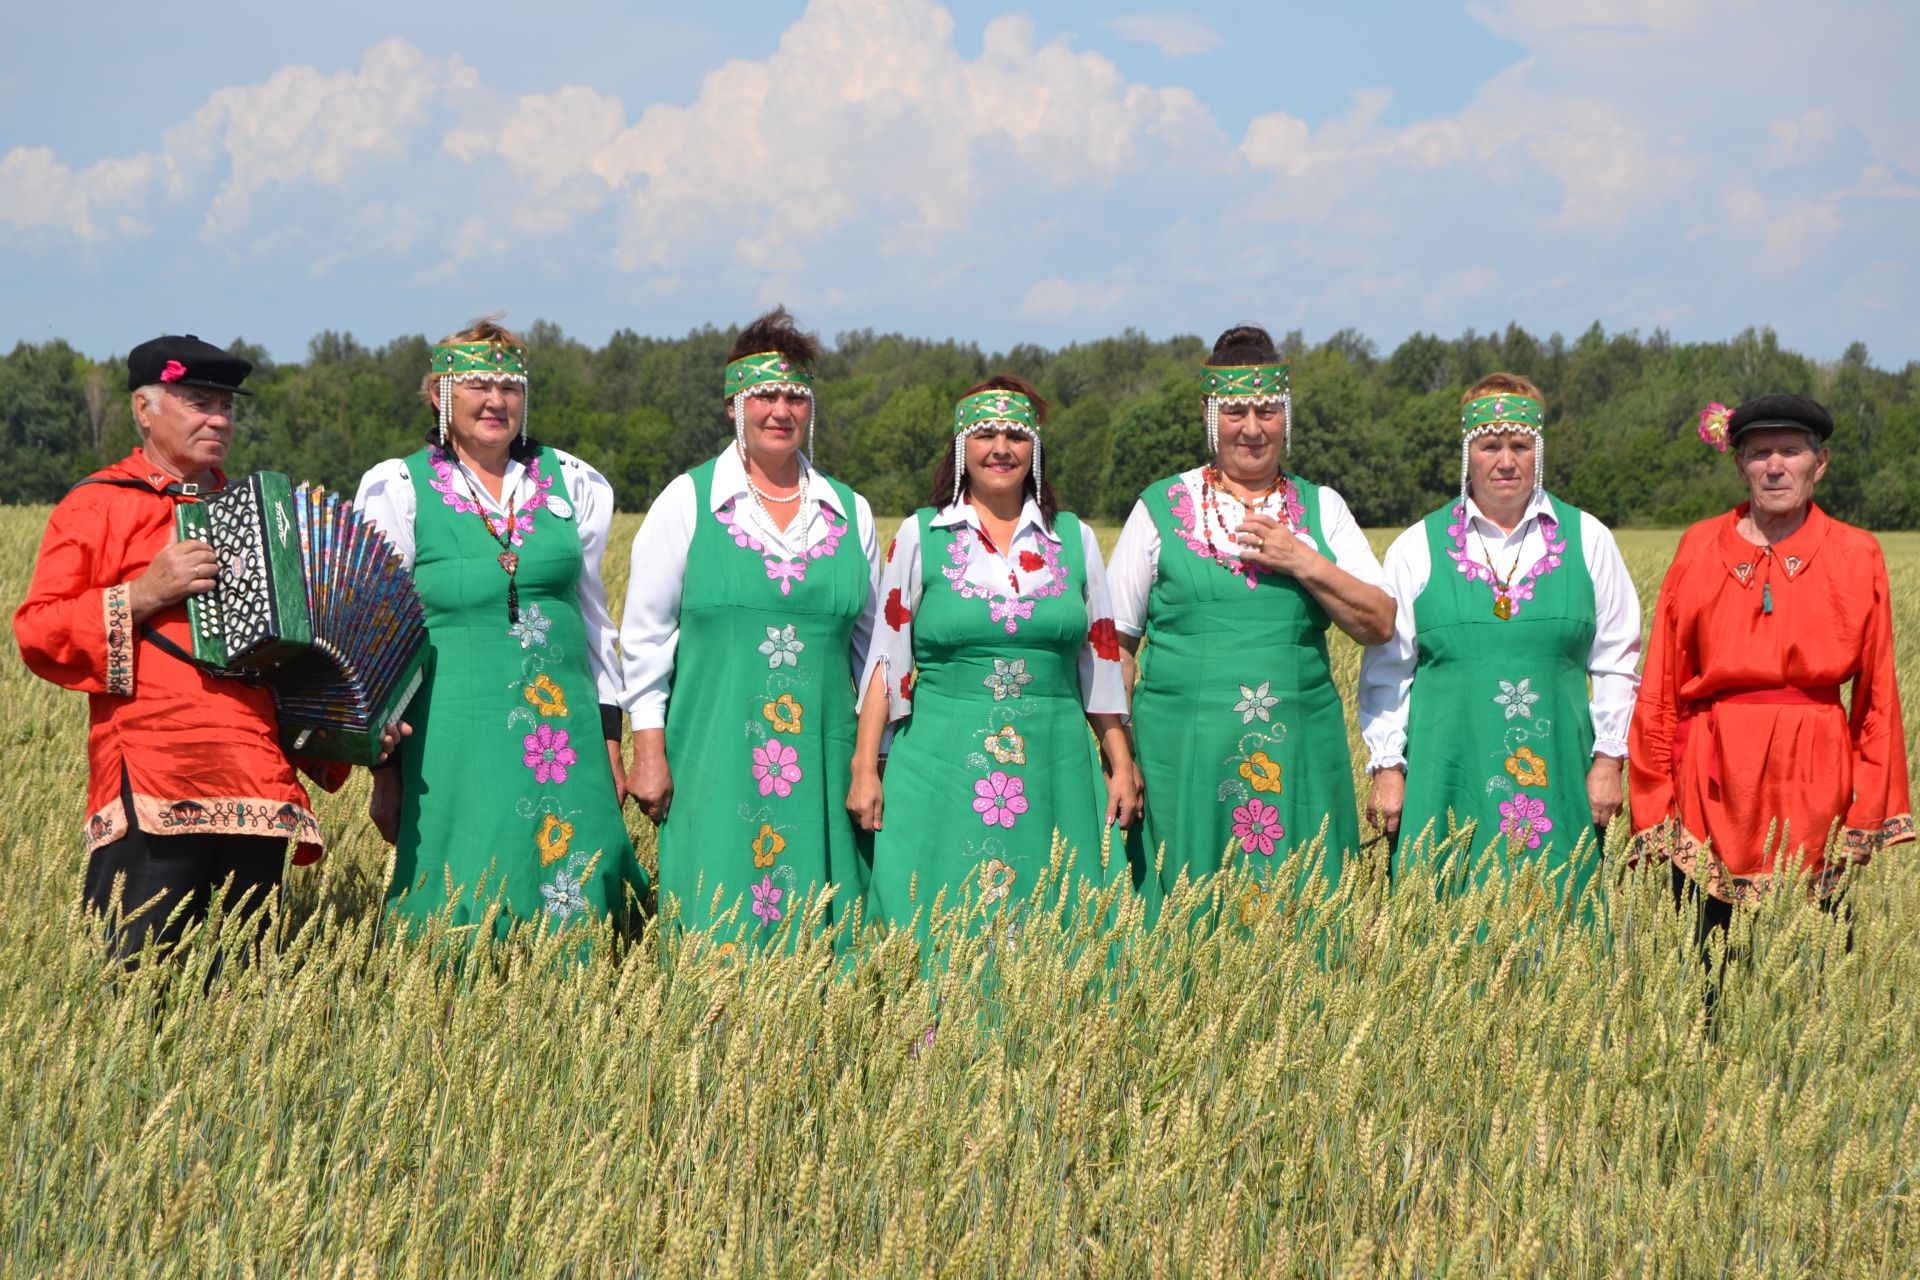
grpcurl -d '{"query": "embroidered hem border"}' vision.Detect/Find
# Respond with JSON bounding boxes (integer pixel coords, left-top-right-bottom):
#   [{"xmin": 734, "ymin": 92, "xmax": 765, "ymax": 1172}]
[
  {"xmin": 1624, "ymin": 814, "xmax": 1913, "ymax": 904},
  {"xmin": 104, "ymin": 583, "xmax": 134, "ymax": 696},
  {"xmin": 126, "ymin": 792, "xmax": 325, "ymax": 862}
]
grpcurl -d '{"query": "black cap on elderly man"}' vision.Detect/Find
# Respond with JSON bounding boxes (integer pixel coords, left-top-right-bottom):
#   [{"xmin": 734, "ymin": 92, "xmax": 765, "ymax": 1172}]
[
  {"xmin": 125, "ymin": 334, "xmax": 254, "ymax": 396},
  {"xmin": 1727, "ymin": 393, "xmax": 1832, "ymax": 444}
]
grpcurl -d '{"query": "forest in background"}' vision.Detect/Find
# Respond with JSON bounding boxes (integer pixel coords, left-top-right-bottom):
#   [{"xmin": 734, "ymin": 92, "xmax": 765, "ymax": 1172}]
[{"xmin": 2, "ymin": 320, "xmax": 1916, "ymax": 528}]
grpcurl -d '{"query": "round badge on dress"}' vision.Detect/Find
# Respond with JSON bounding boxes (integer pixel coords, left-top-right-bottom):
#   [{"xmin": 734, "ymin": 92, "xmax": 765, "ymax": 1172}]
[{"xmin": 546, "ymin": 495, "xmax": 573, "ymax": 519}]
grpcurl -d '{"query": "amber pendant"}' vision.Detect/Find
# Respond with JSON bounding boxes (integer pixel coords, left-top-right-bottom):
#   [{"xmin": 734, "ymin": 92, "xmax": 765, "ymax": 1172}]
[
  {"xmin": 498, "ymin": 550, "xmax": 519, "ymax": 574},
  {"xmin": 1492, "ymin": 593, "xmax": 1512, "ymax": 620}
]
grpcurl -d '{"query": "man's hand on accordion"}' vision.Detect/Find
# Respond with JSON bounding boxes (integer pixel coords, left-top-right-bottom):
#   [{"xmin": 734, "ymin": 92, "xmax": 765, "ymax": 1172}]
[{"xmin": 129, "ymin": 536, "xmax": 218, "ymax": 625}]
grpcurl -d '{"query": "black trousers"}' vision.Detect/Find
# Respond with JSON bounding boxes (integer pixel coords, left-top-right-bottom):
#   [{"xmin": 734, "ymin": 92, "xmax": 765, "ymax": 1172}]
[{"xmin": 82, "ymin": 823, "xmax": 286, "ymax": 963}]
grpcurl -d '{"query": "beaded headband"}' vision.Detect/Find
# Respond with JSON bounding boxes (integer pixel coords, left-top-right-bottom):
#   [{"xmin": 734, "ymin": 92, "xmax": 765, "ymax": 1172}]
[
  {"xmin": 726, "ymin": 351, "xmax": 816, "ymax": 398},
  {"xmin": 1202, "ymin": 361, "xmax": 1293, "ymax": 456},
  {"xmin": 1457, "ymin": 392, "xmax": 1545, "ymax": 504},
  {"xmin": 1460, "ymin": 392, "xmax": 1543, "ymax": 434},
  {"xmin": 950, "ymin": 389, "xmax": 1042, "ymax": 504},
  {"xmin": 430, "ymin": 341, "xmax": 529, "ymax": 447},
  {"xmin": 431, "ymin": 342, "xmax": 529, "ymax": 381}
]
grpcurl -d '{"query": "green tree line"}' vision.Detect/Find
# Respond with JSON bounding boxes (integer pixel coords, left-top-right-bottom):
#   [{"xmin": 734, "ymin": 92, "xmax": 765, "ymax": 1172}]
[{"xmin": 3, "ymin": 320, "xmax": 1916, "ymax": 527}]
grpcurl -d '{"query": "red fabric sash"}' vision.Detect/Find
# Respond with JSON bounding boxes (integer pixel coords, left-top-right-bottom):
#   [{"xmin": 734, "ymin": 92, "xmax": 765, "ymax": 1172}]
[{"xmin": 1674, "ymin": 685, "xmax": 1843, "ymax": 788}]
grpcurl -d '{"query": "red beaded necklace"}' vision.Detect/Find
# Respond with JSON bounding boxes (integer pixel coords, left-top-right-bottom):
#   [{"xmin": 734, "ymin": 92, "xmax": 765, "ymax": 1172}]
[{"xmin": 1198, "ymin": 466, "xmax": 1290, "ymax": 568}]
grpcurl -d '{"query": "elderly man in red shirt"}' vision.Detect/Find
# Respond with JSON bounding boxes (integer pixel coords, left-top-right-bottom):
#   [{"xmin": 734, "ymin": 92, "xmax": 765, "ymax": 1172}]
[{"xmin": 16, "ymin": 335, "xmax": 365, "ymax": 961}]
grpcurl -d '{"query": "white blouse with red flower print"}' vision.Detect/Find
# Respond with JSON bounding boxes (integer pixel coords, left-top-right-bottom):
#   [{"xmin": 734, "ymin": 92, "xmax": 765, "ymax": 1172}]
[{"xmin": 861, "ymin": 497, "xmax": 1128, "ymax": 724}]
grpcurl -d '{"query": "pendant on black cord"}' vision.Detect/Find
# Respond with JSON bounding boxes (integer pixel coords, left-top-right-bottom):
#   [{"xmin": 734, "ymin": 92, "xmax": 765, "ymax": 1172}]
[{"xmin": 1492, "ymin": 593, "xmax": 1513, "ymax": 620}]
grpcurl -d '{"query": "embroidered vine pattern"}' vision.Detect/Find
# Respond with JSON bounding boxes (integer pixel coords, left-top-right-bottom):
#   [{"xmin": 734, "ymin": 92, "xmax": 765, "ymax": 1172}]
[
  {"xmin": 714, "ymin": 497, "xmax": 848, "ymax": 597},
  {"xmin": 943, "ymin": 527, "xmax": 1068, "ymax": 636},
  {"xmin": 1444, "ymin": 503, "xmax": 1566, "ymax": 619},
  {"xmin": 1166, "ymin": 478, "xmax": 1309, "ymax": 592}
]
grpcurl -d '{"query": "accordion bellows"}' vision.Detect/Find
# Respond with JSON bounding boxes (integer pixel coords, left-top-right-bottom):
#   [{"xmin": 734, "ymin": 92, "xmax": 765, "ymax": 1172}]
[{"xmin": 176, "ymin": 473, "xmax": 428, "ymax": 764}]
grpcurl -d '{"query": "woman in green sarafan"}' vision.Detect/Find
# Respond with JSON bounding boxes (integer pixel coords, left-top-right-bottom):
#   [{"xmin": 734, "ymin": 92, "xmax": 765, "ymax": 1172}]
[
  {"xmin": 619, "ymin": 308, "xmax": 880, "ymax": 946},
  {"xmin": 1358, "ymin": 373, "xmax": 1642, "ymax": 915},
  {"xmin": 356, "ymin": 319, "xmax": 646, "ymax": 938},
  {"xmin": 848, "ymin": 376, "xmax": 1141, "ymax": 940},
  {"xmin": 1107, "ymin": 325, "xmax": 1394, "ymax": 925}
]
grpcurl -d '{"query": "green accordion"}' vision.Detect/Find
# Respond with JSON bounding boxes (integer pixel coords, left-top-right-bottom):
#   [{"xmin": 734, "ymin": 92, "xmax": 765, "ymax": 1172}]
[{"xmin": 176, "ymin": 472, "xmax": 428, "ymax": 764}]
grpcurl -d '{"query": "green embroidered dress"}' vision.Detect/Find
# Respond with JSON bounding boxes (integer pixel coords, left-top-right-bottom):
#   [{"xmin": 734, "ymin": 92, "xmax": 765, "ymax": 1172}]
[
  {"xmin": 1125, "ymin": 473, "xmax": 1360, "ymax": 921},
  {"xmin": 387, "ymin": 445, "xmax": 644, "ymax": 936},
  {"xmin": 654, "ymin": 458, "xmax": 872, "ymax": 942},
  {"xmin": 867, "ymin": 508, "xmax": 1122, "ymax": 937},
  {"xmin": 1394, "ymin": 495, "xmax": 1603, "ymax": 911}
]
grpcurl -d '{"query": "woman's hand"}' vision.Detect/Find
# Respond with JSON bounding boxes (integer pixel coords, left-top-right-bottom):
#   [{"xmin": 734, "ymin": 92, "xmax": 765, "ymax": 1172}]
[
  {"xmin": 1366, "ymin": 767, "xmax": 1405, "ymax": 838},
  {"xmin": 1235, "ymin": 513, "xmax": 1315, "ymax": 578},
  {"xmin": 1105, "ymin": 763, "xmax": 1142, "ymax": 829},
  {"xmin": 373, "ymin": 719, "xmax": 412, "ymax": 766},
  {"xmin": 370, "ymin": 768, "xmax": 401, "ymax": 844},
  {"xmin": 607, "ymin": 739, "xmax": 627, "ymax": 806},
  {"xmin": 625, "ymin": 729, "xmax": 673, "ymax": 823},
  {"xmin": 846, "ymin": 764, "xmax": 885, "ymax": 832},
  {"xmin": 1587, "ymin": 755, "xmax": 1624, "ymax": 831}
]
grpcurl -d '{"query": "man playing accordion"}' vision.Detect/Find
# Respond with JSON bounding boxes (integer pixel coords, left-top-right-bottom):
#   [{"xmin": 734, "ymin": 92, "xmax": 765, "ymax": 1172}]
[{"xmin": 14, "ymin": 334, "xmax": 384, "ymax": 962}]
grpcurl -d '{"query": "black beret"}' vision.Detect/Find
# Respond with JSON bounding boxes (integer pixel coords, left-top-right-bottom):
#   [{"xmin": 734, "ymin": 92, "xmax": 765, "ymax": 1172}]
[
  {"xmin": 1727, "ymin": 393, "xmax": 1831, "ymax": 444},
  {"xmin": 126, "ymin": 334, "xmax": 254, "ymax": 396}
]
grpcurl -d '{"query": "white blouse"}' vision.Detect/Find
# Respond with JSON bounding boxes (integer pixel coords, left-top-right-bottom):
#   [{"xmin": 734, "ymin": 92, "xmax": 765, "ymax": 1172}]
[
  {"xmin": 354, "ymin": 447, "xmax": 624, "ymax": 705},
  {"xmin": 1107, "ymin": 468, "xmax": 1388, "ymax": 636},
  {"xmin": 619, "ymin": 448, "xmax": 882, "ymax": 732},
  {"xmin": 861, "ymin": 498, "xmax": 1129, "ymax": 724},
  {"xmin": 1357, "ymin": 492, "xmax": 1643, "ymax": 771}
]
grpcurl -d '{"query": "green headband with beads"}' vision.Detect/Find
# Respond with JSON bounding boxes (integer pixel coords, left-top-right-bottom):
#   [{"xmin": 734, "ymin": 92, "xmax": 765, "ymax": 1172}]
[
  {"xmin": 952, "ymin": 389, "xmax": 1039, "ymax": 436},
  {"xmin": 725, "ymin": 351, "xmax": 816, "ymax": 397},
  {"xmin": 1460, "ymin": 393, "xmax": 1543, "ymax": 434},
  {"xmin": 431, "ymin": 342, "xmax": 528, "ymax": 380},
  {"xmin": 1202, "ymin": 362, "xmax": 1289, "ymax": 399}
]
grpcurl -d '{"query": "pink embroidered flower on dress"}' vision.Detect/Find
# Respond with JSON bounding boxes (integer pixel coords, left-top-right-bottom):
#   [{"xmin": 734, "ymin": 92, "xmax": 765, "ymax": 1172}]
[
  {"xmin": 1232, "ymin": 799, "xmax": 1283, "ymax": 856},
  {"xmin": 522, "ymin": 722, "xmax": 576, "ymax": 784},
  {"xmin": 751, "ymin": 875, "xmax": 784, "ymax": 923},
  {"xmin": 1498, "ymin": 793, "xmax": 1553, "ymax": 850},
  {"xmin": 160, "ymin": 360, "xmax": 188, "ymax": 383},
  {"xmin": 752, "ymin": 738, "xmax": 803, "ymax": 798},
  {"xmin": 972, "ymin": 771, "xmax": 1030, "ymax": 828}
]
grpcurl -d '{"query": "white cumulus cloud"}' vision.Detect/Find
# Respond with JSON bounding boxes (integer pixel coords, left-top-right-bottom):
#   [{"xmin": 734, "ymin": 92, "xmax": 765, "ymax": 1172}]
[{"xmin": 1102, "ymin": 12, "xmax": 1224, "ymax": 57}]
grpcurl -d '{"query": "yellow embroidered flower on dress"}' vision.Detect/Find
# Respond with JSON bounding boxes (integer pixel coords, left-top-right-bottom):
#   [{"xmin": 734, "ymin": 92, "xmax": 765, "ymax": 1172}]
[
  {"xmin": 979, "ymin": 858, "xmax": 1015, "ymax": 904},
  {"xmin": 525, "ymin": 674, "xmax": 568, "ymax": 717},
  {"xmin": 753, "ymin": 823, "xmax": 785, "ymax": 868},
  {"xmin": 536, "ymin": 814, "xmax": 574, "ymax": 867},
  {"xmin": 983, "ymin": 724, "xmax": 1027, "ymax": 765},
  {"xmin": 763, "ymin": 693, "xmax": 804, "ymax": 735},
  {"xmin": 1238, "ymin": 751, "xmax": 1282, "ymax": 794},
  {"xmin": 1236, "ymin": 883, "xmax": 1277, "ymax": 928},
  {"xmin": 1505, "ymin": 745, "xmax": 1548, "ymax": 788}
]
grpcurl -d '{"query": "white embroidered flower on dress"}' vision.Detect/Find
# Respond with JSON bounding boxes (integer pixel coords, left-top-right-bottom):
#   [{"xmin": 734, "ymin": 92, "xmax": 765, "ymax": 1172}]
[
  {"xmin": 983, "ymin": 658, "xmax": 1034, "ymax": 701},
  {"xmin": 540, "ymin": 869, "xmax": 586, "ymax": 921},
  {"xmin": 1233, "ymin": 680, "xmax": 1279, "ymax": 725},
  {"xmin": 758, "ymin": 624, "xmax": 804, "ymax": 669},
  {"xmin": 509, "ymin": 603, "xmax": 552, "ymax": 649},
  {"xmin": 1494, "ymin": 678, "xmax": 1541, "ymax": 720}
]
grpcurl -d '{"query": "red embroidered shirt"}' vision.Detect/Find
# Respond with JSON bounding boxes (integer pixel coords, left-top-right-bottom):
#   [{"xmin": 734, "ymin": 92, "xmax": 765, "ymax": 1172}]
[
  {"xmin": 13, "ymin": 450, "xmax": 342, "ymax": 863},
  {"xmin": 1628, "ymin": 503, "xmax": 1912, "ymax": 900}
]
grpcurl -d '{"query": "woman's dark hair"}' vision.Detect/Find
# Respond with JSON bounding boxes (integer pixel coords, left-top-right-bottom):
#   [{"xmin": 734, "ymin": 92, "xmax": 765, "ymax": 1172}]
[
  {"xmin": 925, "ymin": 374, "xmax": 1059, "ymax": 529},
  {"xmin": 419, "ymin": 316, "xmax": 541, "ymax": 461},
  {"xmin": 727, "ymin": 305, "xmax": 822, "ymax": 367},
  {"xmin": 1208, "ymin": 324, "xmax": 1281, "ymax": 367}
]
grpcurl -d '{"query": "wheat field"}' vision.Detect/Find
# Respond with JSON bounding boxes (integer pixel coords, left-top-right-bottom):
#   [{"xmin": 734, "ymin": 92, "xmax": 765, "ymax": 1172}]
[{"xmin": 2, "ymin": 507, "xmax": 1917, "ymax": 1278}]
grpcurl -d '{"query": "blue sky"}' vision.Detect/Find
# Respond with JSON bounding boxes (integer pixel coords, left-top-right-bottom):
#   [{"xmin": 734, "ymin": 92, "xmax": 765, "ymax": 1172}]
[{"xmin": 3, "ymin": 0, "xmax": 1915, "ymax": 364}]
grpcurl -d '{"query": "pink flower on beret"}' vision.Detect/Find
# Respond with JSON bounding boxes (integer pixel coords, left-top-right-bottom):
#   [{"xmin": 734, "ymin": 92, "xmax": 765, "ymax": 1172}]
[{"xmin": 160, "ymin": 360, "xmax": 188, "ymax": 383}]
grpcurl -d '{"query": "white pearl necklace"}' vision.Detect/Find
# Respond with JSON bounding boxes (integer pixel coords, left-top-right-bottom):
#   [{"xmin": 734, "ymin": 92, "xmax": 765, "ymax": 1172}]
[{"xmin": 746, "ymin": 465, "xmax": 810, "ymax": 558}]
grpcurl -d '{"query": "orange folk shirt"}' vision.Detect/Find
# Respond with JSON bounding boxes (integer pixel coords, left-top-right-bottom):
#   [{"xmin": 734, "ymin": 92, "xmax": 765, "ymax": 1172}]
[
  {"xmin": 1628, "ymin": 502, "xmax": 1912, "ymax": 900},
  {"xmin": 13, "ymin": 450, "xmax": 335, "ymax": 864}
]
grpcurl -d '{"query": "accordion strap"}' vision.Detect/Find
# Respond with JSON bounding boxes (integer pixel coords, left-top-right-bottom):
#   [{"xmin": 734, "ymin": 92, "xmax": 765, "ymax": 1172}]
[
  {"xmin": 68, "ymin": 476, "xmax": 217, "ymax": 499},
  {"xmin": 137, "ymin": 624, "xmax": 262, "ymax": 685}
]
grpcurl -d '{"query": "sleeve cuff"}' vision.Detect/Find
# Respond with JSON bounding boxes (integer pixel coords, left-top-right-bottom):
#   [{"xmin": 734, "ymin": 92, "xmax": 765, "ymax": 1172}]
[
  {"xmin": 1592, "ymin": 738, "xmax": 1629, "ymax": 759},
  {"xmin": 104, "ymin": 583, "xmax": 134, "ymax": 696},
  {"xmin": 1366, "ymin": 753, "xmax": 1407, "ymax": 773}
]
